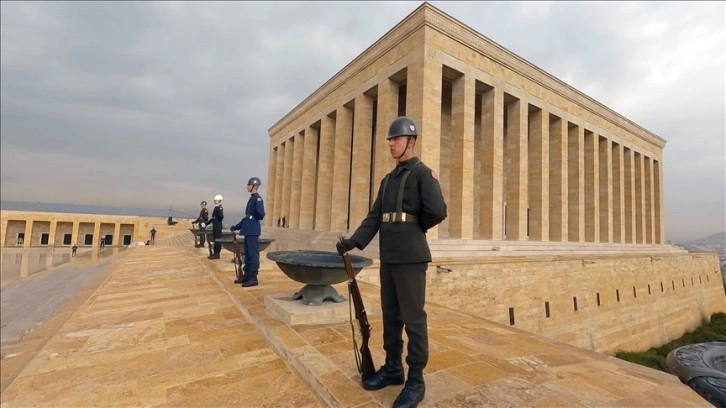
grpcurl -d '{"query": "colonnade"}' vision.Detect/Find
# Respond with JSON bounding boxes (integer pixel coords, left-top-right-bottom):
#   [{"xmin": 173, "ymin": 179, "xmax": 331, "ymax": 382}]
[
  {"xmin": 267, "ymin": 58, "xmax": 664, "ymax": 244},
  {"xmin": 1, "ymin": 218, "xmax": 135, "ymax": 248}
]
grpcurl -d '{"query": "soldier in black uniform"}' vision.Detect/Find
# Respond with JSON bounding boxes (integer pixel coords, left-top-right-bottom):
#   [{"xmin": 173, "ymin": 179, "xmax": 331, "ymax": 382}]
[
  {"xmin": 208, "ymin": 194, "xmax": 224, "ymax": 259},
  {"xmin": 337, "ymin": 116, "xmax": 447, "ymax": 408},
  {"xmin": 191, "ymin": 200, "xmax": 209, "ymax": 247}
]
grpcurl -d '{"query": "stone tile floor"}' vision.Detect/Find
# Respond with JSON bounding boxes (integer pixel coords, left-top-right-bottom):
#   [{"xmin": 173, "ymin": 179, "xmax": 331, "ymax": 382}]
[{"xmin": 0, "ymin": 238, "xmax": 710, "ymax": 407}]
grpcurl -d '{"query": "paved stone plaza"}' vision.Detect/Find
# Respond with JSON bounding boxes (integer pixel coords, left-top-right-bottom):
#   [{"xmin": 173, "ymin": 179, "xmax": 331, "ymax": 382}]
[{"xmin": 0, "ymin": 230, "xmax": 710, "ymax": 407}]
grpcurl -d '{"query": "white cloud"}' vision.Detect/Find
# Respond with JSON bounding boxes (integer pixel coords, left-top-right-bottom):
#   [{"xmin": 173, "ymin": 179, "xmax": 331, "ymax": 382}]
[{"xmin": 1, "ymin": 1, "xmax": 723, "ymax": 240}]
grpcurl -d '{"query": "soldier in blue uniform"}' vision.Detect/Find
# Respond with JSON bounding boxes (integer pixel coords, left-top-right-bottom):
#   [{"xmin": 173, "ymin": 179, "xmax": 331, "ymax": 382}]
[
  {"xmin": 230, "ymin": 177, "xmax": 266, "ymax": 287},
  {"xmin": 207, "ymin": 194, "xmax": 224, "ymax": 259},
  {"xmin": 337, "ymin": 116, "xmax": 447, "ymax": 408}
]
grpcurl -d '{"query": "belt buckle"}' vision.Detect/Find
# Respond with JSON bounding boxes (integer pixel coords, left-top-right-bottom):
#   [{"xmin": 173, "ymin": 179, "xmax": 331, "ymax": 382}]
[
  {"xmin": 400, "ymin": 213, "xmax": 407, "ymax": 222},
  {"xmin": 382, "ymin": 213, "xmax": 390, "ymax": 223}
]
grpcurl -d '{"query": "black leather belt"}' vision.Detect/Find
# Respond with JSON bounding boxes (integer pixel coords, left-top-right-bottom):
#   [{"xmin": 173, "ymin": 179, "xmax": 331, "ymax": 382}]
[{"xmin": 382, "ymin": 212, "xmax": 417, "ymax": 223}]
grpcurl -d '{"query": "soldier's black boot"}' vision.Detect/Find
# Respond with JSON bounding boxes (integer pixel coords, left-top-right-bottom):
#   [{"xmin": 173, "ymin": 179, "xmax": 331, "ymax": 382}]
[
  {"xmin": 392, "ymin": 369, "xmax": 425, "ymax": 408},
  {"xmin": 362, "ymin": 355, "xmax": 404, "ymax": 391}
]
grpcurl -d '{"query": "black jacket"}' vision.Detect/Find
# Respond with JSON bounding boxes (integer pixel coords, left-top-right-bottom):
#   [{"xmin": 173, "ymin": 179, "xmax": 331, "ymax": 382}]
[
  {"xmin": 194, "ymin": 208, "xmax": 209, "ymax": 225},
  {"xmin": 209, "ymin": 204, "xmax": 224, "ymax": 237},
  {"xmin": 350, "ymin": 157, "xmax": 447, "ymax": 263}
]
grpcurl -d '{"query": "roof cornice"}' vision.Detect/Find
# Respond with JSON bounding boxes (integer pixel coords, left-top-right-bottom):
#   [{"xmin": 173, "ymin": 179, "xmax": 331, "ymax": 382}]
[{"xmin": 269, "ymin": 2, "xmax": 665, "ymax": 147}]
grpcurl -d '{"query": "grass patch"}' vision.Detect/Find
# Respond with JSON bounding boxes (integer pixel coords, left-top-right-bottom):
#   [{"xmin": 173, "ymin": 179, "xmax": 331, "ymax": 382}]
[{"xmin": 615, "ymin": 312, "xmax": 726, "ymax": 373}]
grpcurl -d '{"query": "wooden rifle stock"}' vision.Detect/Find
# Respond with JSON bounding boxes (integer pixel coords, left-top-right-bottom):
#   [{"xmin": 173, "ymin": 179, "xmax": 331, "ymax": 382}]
[
  {"xmin": 231, "ymin": 231, "xmax": 243, "ymax": 280},
  {"xmin": 340, "ymin": 237, "xmax": 375, "ymax": 381}
]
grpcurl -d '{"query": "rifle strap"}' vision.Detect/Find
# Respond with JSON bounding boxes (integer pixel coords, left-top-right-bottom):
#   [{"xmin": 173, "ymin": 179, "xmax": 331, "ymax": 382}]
[
  {"xmin": 348, "ymin": 283, "xmax": 363, "ymax": 375},
  {"xmin": 382, "ymin": 162, "xmax": 421, "ymax": 221}
]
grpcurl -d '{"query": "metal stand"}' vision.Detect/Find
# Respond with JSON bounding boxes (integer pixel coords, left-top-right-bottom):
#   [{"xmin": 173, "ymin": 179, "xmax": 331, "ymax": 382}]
[{"xmin": 292, "ymin": 284, "xmax": 346, "ymax": 306}]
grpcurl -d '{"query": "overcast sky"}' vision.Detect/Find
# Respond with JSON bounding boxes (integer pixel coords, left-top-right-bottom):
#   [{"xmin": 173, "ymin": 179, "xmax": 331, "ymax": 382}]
[{"xmin": 1, "ymin": 1, "xmax": 723, "ymax": 241}]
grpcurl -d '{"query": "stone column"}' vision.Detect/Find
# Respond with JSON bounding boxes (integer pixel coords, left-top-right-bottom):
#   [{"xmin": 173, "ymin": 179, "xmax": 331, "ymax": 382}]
[
  {"xmin": 373, "ymin": 79, "xmax": 399, "ymax": 199},
  {"xmin": 645, "ymin": 156, "xmax": 655, "ymax": 244},
  {"xmin": 654, "ymin": 159, "xmax": 664, "ymax": 243},
  {"xmin": 266, "ymin": 145, "xmax": 278, "ymax": 228},
  {"xmin": 635, "ymin": 152, "xmax": 644, "ymax": 244},
  {"xmin": 71, "ymin": 221, "xmax": 79, "ymax": 246},
  {"xmin": 349, "ymin": 94, "xmax": 374, "ymax": 227},
  {"xmin": 568, "ymin": 124, "xmax": 585, "ymax": 242},
  {"xmin": 113, "ymin": 223, "xmax": 121, "ymax": 247},
  {"xmin": 611, "ymin": 143, "xmax": 624, "ymax": 243},
  {"xmin": 19, "ymin": 252, "xmax": 29, "ymax": 278},
  {"xmin": 549, "ymin": 117, "xmax": 568, "ymax": 242},
  {"xmin": 449, "ymin": 74, "xmax": 475, "ymax": 239},
  {"xmin": 330, "ymin": 105, "xmax": 353, "ymax": 232},
  {"xmin": 23, "ymin": 220, "xmax": 33, "ymax": 248},
  {"xmin": 0, "ymin": 218, "xmax": 7, "ymax": 248},
  {"xmin": 299, "ymin": 126, "xmax": 319, "ymax": 230},
  {"xmin": 599, "ymin": 137, "xmax": 612, "ymax": 243},
  {"xmin": 624, "ymin": 148, "xmax": 636, "ymax": 243},
  {"xmin": 504, "ymin": 98, "xmax": 528, "ymax": 241},
  {"xmin": 273, "ymin": 145, "xmax": 284, "ymax": 227},
  {"xmin": 282, "ymin": 138, "xmax": 294, "ymax": 228},
  {"xmin": 315, "ymin": 115, "xmax": 336, "ymax": 231},
  {"xmin": 92, "ymin": 222, "xmax": 101, "ymax": 247},
  {"xmin": 584, "ymin": 130, "xmax": 599, "ymax": 242},
  {"xmin": 290, "ymin": 132, "xmax": 304, "ymax": 229},
  {"xmin": 479, "ymin": 86, "xmax": 504, "ymax": 240},
  {"xmin": 528, "ymin": 107, "xmax": 549, "ymax": 241},
  {"xmin": 406, "ymin": 52, "xmax": 443, "ymax": 238},
  {"xmin": 48, "ymin": 220, "xmax": 57, "ymax": 247}
]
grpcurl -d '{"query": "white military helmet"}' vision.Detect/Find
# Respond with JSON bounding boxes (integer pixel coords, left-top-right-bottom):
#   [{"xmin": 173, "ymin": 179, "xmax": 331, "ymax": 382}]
[{"xmin": 214, "ymin": 194, "xmax": 223, "ymax": 201}]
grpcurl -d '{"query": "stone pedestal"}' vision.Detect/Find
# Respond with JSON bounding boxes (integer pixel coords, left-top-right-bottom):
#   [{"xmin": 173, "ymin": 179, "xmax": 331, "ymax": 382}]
[{"xmin": 265, "ymin": 294, "xmax": 354, "ymax": 325}]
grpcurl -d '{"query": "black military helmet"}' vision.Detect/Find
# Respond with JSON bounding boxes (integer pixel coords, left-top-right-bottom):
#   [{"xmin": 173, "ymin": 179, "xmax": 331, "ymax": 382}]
[{"xmin": 387, "ymin": 116, "xmax": 418, "ymax": 140}]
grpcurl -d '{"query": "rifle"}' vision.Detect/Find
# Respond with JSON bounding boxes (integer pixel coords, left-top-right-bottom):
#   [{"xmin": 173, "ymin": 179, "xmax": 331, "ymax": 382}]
[
  {"xmin": 231, "ymin": 231, "xmax": 243, "ymax": 281},
  {"xmin": 192, "ymin": 222, "xmax": 200, "ymax": 247},
  {"xmin": 339, "ymin": 235, "xmax": 375, "ymax": 381},
  {"xmin": 205, "ymin": 227, "xmax": 213, "ymax": 257}
]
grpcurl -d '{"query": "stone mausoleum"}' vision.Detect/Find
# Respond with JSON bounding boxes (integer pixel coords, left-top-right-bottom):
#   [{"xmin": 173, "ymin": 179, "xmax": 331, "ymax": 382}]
[
  {"xmin": 264, "ymin": 2, "xmax": 725, "ymax": 353},
  {"xmin": 266, "ymin": 2, "xmax": 664, "ymax": 247}
]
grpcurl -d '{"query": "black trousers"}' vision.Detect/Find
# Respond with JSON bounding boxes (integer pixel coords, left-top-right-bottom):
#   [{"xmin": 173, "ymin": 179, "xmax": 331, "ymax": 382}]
[{"xmin": 379, "ymin": 262, "xmax": 428, "ymax": 371}]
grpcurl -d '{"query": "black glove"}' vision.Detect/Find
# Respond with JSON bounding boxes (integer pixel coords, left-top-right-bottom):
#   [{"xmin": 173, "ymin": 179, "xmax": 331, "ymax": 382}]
[
  {"xmin": 336, "ymin": 238, "xmax": 356, "ymax": 256},
  {"xmin": 230, "ymin": 227, "xmax": 237, "ymax": 232}
]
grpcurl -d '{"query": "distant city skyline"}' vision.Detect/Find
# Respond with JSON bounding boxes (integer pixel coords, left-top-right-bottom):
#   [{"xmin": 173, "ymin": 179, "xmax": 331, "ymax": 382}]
[{"xmin": 1, "ymin": 1, "xmax": 723, "ymax": 242}]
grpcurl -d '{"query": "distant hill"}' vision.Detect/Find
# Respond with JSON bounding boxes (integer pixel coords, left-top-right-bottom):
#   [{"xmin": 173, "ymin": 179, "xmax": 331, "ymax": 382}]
[{"xmin": 685, "ymin": 232, "xmax": 726, "ymax": 246}]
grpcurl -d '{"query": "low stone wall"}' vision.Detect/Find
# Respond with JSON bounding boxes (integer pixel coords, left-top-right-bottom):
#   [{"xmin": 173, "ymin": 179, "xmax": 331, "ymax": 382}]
[{"xmin": 357, "ymin": 252, "xmax": 726, "ymax": 354}]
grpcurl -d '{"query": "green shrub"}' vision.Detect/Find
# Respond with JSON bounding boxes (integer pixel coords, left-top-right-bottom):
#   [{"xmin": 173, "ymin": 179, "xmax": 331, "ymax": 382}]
[{"xmin": 615, "ymin": 312, "xmax": 726, "ymax": 373}]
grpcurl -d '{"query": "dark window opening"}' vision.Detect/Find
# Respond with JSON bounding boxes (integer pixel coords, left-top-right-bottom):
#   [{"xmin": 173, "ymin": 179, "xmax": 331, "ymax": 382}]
[
  {"xmin": 123, "ymin": 235, "xmax": 132, "ymax": 245},
  {"xmin": 104, "ymin": 235, "xmax": 113, "ymax": 245},
  {"xmin": 573, "ymin": 297, "xmax": 578, "ymax": 311},
  {"xmin": 40, "ymin": 233, "xmax": 49, "ymax": 246},
  {"xmin": 633, "ymin": 286, "xmax": 637, "ymax": 298},
  {"xmin": 397, "ymin": 84, "xmax": 407, "ymax": 116},
  {"xmin": 616, "ymin": 289, "xmax": 620, "ymax": 302},
  {"xmin": 648, "ymin": 284, "xmax": 651, "ymax": 295},
  {"xmin": 545, "ymin": 301, "xmax": 550, "ymax": 318},
  {"xmin": 508, "ymin": 307, "xmax": 515, "ymax": 326},
  {"xmin": 63, "ymin": 234, "xmax": 72, "ymax": 245},
  {"xmin": 596, "ymin": 292, "xmax": 601, "ymax": 306},
  {"xmin": 84, "ymin": 234, "xmax": 93, "ymax": 246}
]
